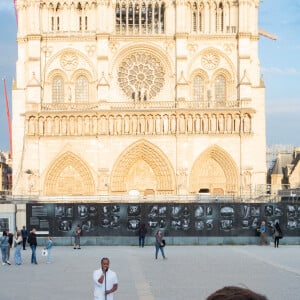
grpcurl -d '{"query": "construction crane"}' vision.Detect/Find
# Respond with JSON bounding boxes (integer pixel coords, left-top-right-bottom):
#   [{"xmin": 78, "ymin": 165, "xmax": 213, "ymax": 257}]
[
  {"xmin": 258, "ymin": 28, "xmax": 277, "ymax": 40},
  {"xmin": 2, "ymin": 78, "xmax": 12, "ymax": 158},
  {"xmin": 13, "ymin": 0, "xmax": 18, "ymax": 26}
]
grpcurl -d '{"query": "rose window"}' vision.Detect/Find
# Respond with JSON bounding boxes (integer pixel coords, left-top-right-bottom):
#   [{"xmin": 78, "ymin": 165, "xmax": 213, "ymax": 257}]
[
  {"xmin": 201, "ymin": 53, "xmax": 220, "ymax": 70},
  {"xmin": 60, "ymin": 52, "xmax": 78, "ymax": 71},
  {"xmin": 118, "ymin": 52, "xmax": 165, "ymax": 101}
]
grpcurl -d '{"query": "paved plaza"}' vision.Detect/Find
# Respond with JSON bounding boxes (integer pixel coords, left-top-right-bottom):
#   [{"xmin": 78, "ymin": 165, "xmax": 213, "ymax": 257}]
[{"xmin": 1, "ymin": 244, "xmax": 300, "ymax": 300}]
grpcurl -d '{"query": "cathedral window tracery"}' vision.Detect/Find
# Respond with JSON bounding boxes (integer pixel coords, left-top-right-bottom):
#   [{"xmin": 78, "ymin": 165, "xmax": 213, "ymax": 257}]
[
  {"xmin": 192, "ymin": 75, "xmax": 204, "ymax": 102},
  {"xmin": 75, "ymin": 75, "xmax": 89, "ymax": 102},
  {"xmin": 115, "ymin": 1, "xmax": 165, "ymax": 35},
  {"xmin": 52, "ymin": 75, "xmax": 64, "ymax": 102},
  {"xmin": 190, "ymin": 1, "xmax": 236, "ymax": 34},
  {"xmin": 215, "ymin": 75, "xmax": 226, "ymax": 102},
  {"xmin": 192, "ymin": 2, "xmax": 204, "ymax": 33},
  {"xmin": 118, "ymin": 52, "xmax": 165, "ymax": 100}
]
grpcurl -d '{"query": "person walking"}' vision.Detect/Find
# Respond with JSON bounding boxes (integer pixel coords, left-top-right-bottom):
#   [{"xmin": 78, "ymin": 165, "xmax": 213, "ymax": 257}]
[
  {"xmin": 155, "ymin": 230, "xmax": 166, "ymax": 259},
  {"xmin": 93, "ymin": 257, "xmax": 118, "ymax": 300},
  {"xmin": 259, "ymin": 221, "xmax": 268, "ymax": 246},
  {"xmin": 21, "ymin": 226, "xmax": 28, "ymax": 250},
  {"xmin": 138, "ymin": 223, "xmax": 147, "ymax": 248},
  {"xmin": 73, "ymin": 224, "xmax": 81, "ymax": 249},
  {"xmin": 14, "ymin": 231, "xmax": 23, "ymax": 265},
  {"xmin": 0, "ymin": 231, "xmax": 10, "ymax": 265},
  {"xmin": 45, "ymin": 236, "xmax": 53, "ymax": 263},
  {"xmin": 27, "ymin": 228, "xmax": 38, "ymax": 264},
  {"xmin": 273, "ymin": 221, "xmax": 283, "ymax": 248}
]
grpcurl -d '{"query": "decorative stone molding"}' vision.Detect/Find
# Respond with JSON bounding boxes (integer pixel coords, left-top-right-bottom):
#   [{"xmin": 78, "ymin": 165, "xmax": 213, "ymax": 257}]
[{"xmin": 25, "ymin": 111, "xmax": 252, "ymax": 137}]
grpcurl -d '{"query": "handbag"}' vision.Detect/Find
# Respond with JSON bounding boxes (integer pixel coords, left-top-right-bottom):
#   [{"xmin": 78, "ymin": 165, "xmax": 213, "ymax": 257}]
[{"xmin": 42, "ymin": 248, "xmax": 48, "ymax": 256}]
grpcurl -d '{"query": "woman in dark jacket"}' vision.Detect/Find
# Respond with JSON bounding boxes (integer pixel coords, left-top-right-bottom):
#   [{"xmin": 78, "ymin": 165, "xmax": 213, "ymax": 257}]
[{"xmin": 273, "ymin": 222, "xmax": 283, "ymax": 248}]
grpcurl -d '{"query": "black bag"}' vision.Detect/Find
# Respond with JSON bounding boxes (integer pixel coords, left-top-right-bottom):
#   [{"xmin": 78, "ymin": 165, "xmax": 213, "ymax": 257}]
[{"xmin": 162, "ymin": 239, "xmax": 166, "ymax": 247}]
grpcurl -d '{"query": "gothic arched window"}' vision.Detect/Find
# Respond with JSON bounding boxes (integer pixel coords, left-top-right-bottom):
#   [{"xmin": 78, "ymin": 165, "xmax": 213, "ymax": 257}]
[
  {"xmin": 75, "ymin": 75, "xmax": 88, "ymax": 102},
  {"xmin": 193, "ymin": 75, "xmax": 204, "ymax": 101},
  {"xmin": 192, "ymin": 2, "xmax": 204, "ymax": 32},
  {"xmin": 52, "ymin": 76, "xmax": 64, "ymax": 102},
  {"xmin": 115, "ymin": 1, "xmax": 165, "ymax": 34},
  {"xmin": 217, "ymin": 2, "xmax": 224, "ymax": 32},
  {"xmin": 215, "ymin": 75, "xmax": 226, "ymax": 102}
]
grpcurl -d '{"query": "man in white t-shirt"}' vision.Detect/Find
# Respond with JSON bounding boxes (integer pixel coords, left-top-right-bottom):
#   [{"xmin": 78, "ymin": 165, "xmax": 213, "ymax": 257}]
[{"xmin": 93, "ymin": 257, "xmax": 118, "ymax": 300}]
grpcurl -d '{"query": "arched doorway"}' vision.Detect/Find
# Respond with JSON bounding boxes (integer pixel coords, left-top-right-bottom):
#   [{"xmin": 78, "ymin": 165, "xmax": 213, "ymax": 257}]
[
  {"xmin": 189, "ymin": 145, "xmax": 238, "ymax": 195},
  {"xmin": 110, "ymin": 140, "xmax": 176, "ymax": 194},
  {"xmin": 44, "ymin": 151, "xmax": 95, "ymax": 195}
]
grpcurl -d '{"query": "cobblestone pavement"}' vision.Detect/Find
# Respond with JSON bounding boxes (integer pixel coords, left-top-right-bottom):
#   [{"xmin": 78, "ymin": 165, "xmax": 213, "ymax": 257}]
[{"xmin": 1, "ymin": 245, "xmax": 300, "ymax": 300}]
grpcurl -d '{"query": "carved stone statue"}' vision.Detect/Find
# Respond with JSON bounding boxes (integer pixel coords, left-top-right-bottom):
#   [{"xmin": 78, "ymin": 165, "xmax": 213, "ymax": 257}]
[
  {"xmin": 155, "ymin": 115, "xmax": 161, "ymax": 134},
  {"xmin": 163, "ymin": 115, "xmax": 169, "ymax": 134},
  {"xmin": 179, "ymin": 114, "xmax": 186, "ymax": 133},
  {"xmin": 116, "ymin": 115, "xmax": 122, "ymax": 135},
  {"xmin": 132, "ymin": 115, "xmax": 138, "ymax": 134},
  {"xmin": 124, "ymin": 115, "xmax": 130, "ymax": 134},
  {"xmin": 109, "ymin": 116, "xmax": 114, "ymax": 135},
  {"xmin": 171, "ymin": 115, "xmax": 176, "ymax": 133},
  {"xmin": 187, "ymin": 115, "xmax": 193, "ymax": 133},
  {"xmin": 147, "ymin": 115, "xmax": 154, "ymax": 134},
  {"xmin": 139, "ymin": 115, "xmax": 146, "ymax": 134},
  {"xmin": 195, "ymin": 114, "xmax": 200, "ymax": 133}
]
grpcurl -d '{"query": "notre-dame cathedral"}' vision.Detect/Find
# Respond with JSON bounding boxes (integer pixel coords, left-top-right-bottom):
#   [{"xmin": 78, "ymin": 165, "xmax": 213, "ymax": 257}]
[{"xmin": 12, "ymin": 0, "xmax": 266, "ymax": 199}]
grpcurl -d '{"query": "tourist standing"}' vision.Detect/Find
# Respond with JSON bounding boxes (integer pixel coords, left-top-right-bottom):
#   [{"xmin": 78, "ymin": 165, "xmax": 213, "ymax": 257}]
[
  {"xmin": 259, "ymin": 221, "xmax": 268, "ymax": 246},
  {"xmin": 28, "ymin": 228, "xmax": 38, "ymax": 264},
  {"xmin": 0, "ymin": 231, "xmax": 10, "ymax": 265},
  {"xmin": 273, "ymin": 221, "xmax": 283, "ymax": 248},
  {"xmin": 155, "ymin": 230, "xmax": 166, "ymax": 259},
  {"xmin": 73, "ymin": 224, "xmax": 81, "ymax": 249},
  {"xmin": 93, "ymin": 257, "xmax": 118, "ymax": 300},
  {"xmin": 138, "ymin": 223, "xmax": 147, "ymax": 248},
  {"xmin": 21, "ymin": 226, "xmax": 28, "ymax": 250},
  {"xmin": 14, "ymin": 231, "xmax": 23, "ymax": 265}
]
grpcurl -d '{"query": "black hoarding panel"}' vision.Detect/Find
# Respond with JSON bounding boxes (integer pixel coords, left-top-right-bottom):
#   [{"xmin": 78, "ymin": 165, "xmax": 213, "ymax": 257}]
[{"xmin": 26, "ymin": 202, "xmax": 300, "ymax": 237}]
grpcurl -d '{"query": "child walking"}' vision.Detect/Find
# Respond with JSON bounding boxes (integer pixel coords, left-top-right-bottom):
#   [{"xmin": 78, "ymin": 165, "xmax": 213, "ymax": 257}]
[{"xmin": 45, "ymin": 236, "xmax": 53, "ymax": 264}]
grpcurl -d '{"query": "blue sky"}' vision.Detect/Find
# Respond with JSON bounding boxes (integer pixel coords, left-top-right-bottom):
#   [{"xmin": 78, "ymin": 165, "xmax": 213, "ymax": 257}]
[{"xmin": 0, "ymin": 0, "xmax": 300, "ymax": 151}]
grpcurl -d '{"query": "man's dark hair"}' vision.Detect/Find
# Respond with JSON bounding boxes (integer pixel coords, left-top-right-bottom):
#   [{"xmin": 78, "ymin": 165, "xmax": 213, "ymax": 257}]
[
  {"xmin": 101, "ymin": 257, "xmax": 110, "ymax": 264},
  {"xmin": 206, "ymin": 286, "xmax": 268, "ymax": 300}
]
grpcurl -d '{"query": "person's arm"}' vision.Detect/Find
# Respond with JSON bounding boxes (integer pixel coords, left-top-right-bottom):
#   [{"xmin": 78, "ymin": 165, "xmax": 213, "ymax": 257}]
[
  {"xmin": 105, "ymin": 283, "xmax": 118, "ymax": 295},
  {"xmin": 97, "ymin": 272, "xmax": 105, "ymax": 284},
  {"xmin": 93, "ymin": 270, "xmax": 105, "ymax": 286}
]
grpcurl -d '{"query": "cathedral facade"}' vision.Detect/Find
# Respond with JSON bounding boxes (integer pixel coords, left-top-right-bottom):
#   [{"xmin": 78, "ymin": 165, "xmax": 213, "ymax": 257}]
[{"xmin": 12, "ymin": 0, "xmax": 266, "ymax": 199}]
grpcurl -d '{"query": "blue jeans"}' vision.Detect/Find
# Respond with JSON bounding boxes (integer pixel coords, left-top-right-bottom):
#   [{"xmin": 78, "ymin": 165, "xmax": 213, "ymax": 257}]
[
  {"xmin": 14, "ymin": 244, "xmax": 22, "ymax": 265},
  {"xmin": 155, "ymin": 244, "xmax": 165, "ymax": 259},
  {"xmin": 30, "ymin": 245, "xmax": 37, "ymax": 263},
  {"xmin": 139, "ymin": 236, "xmax": 145, "ymax": 247},
  {"xmin": 1, "ymin": 246, "xmax": 9, "ymax": 263}
]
